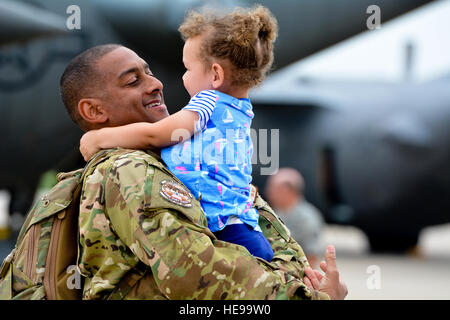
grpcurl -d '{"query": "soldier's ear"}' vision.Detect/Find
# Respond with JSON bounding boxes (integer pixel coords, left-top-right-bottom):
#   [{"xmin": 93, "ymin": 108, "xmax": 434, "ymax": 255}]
[{"xmin": 78, "ymin": 98, "xmax": 108, "ymax": 124}]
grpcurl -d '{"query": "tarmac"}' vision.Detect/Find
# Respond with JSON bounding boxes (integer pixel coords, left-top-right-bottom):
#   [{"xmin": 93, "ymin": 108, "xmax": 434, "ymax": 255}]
[{"xmin": 320, "ymin": 224, "xmax": 450, "ymax": 300}]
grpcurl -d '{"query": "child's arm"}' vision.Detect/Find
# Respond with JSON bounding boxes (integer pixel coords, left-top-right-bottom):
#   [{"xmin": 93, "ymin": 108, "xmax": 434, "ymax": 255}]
[{"xmin": 80, "ymin": 110, "xmax": 199, "ymax": 161}]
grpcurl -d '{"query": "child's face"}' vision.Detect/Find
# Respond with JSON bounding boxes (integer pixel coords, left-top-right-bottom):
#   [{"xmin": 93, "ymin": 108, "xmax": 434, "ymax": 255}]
[{"xmin": 182, "ymin": 36, "xmax": 214, "ymax": 97}]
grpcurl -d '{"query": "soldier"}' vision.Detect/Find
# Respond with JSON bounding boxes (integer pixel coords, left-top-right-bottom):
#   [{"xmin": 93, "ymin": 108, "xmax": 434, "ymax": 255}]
[{"xmin": 59, "ymin": 44, "xmax": 347, "ymax": 300}]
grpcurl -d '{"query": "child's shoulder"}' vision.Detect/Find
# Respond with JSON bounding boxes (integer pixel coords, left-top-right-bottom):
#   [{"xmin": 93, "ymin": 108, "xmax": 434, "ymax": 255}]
[
  {"xmin": 193, "ymin": 89, "xmax": 218, "ymax": 99},
  {"xmin": 189, "ymin": 90, "xmax": 245, "ymax": 112},
  {"xmin": 193, "ymin": 90, "xmax": 235, "ymax": 101}
]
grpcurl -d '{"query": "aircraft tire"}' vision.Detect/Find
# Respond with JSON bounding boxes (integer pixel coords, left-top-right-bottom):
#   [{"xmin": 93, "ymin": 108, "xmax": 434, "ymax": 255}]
[{"xmin": 366, "ymin": 230, "xmax": 420, "ymax": 253}]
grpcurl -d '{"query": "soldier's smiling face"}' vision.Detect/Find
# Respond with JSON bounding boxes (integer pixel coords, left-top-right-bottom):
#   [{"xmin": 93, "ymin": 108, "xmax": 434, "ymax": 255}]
[{"xmin": 97, "ymin": 47, "xmax": 169, "ymax": 126}]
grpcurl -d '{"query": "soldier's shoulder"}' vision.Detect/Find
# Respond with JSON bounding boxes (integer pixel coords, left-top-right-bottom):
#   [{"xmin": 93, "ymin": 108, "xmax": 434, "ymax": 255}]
[
  {"xmin": 80, "ymin": 149, "xmax": 162, "ymax": 187},
  {"xmin": 89, "ymin": 149, "xmax": 178, "ymax": 191},
  {"xmin": 95, "ymin": 148, "xmax": 164, "ymax": 170}
]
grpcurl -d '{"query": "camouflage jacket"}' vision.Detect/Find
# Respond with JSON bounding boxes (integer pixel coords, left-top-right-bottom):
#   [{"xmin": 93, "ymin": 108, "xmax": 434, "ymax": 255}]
[{"xmin": 78, "ymin": 148, "xmax": 330, "ymax": 300}]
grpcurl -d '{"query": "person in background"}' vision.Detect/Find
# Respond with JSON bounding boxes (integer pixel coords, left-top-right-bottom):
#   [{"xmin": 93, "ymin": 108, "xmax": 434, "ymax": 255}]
[{"xmin": 265, "ymin": 168, "xmax": 325, "ymax": 269}]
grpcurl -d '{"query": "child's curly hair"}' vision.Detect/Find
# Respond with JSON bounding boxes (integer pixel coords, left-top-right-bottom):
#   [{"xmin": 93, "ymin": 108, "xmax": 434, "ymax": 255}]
[{"xmin": 179, "ymin": 5, "xmax": 278, "ymax": 89}]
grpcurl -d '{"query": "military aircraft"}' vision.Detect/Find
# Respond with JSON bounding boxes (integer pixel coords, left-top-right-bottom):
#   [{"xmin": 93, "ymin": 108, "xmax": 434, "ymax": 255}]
[
  {"xmin": 0, "ymin": 0, "xmax": 437, "ymax": 251},
  {"xmin": 251, "ymin": 77, "xmax": 450, "ymax": 252},
  {"xmin": 250, "ymin": 0, "xmax": 450, "ymax": 252}
]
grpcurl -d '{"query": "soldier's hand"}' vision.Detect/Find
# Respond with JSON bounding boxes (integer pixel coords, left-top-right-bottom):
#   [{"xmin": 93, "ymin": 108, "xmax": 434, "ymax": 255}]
[
  {"xmin": 80, "ymin": 130, "xmax": 101, "ymax": 161},
  {"xmin": 316, "ymin": 245, "xmax": 348, "ymax": 300}
]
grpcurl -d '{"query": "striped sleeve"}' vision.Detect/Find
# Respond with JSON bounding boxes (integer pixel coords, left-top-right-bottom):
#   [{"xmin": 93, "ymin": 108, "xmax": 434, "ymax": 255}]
[{"xmin": 183, "ymin": 90, "xmax": 217, "ymax": 133}]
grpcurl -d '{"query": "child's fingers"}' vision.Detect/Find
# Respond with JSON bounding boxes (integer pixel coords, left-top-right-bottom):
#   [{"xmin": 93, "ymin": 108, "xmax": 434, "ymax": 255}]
[
  {"xmin": 303, "ymin": 276, "xmax": 313, "ymax": 290},
  {"xmin": 314, "ymin": 269, "xmax": 323, "ymax": 281},
  {"xmin": 304, "ymin": 267, "xmax": 320, "ymax": 290}
]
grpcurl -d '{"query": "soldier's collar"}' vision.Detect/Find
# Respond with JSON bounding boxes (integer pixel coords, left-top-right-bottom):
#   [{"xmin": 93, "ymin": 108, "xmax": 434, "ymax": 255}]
[{"xmin": 144, "ymin": 148, "xmax": 163, "ymax": 162}]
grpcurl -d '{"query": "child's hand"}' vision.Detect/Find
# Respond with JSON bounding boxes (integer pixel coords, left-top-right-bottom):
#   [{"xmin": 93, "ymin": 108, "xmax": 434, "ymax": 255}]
[{"xmin": 80, "ymin": 130, "xmax": 101, "ymax": 161}]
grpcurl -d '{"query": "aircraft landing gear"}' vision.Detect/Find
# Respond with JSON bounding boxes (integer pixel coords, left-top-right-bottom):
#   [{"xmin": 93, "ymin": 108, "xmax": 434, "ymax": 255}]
[{"xmin": 366, "ymin": 230, "xmax": 420, "ymax": 253}]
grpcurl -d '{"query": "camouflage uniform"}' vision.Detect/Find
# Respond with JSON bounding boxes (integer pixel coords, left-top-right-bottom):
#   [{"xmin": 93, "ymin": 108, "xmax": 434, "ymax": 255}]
[{"xmin": 78, "ymin": 148, "xmax": 330, "ymax": 300}]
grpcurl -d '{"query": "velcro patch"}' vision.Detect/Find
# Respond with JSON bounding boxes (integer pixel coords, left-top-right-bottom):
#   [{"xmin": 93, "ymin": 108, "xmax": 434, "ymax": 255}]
[{"xmin": 159, "ymin": 180, "xmax": 193, "ymax": 207}]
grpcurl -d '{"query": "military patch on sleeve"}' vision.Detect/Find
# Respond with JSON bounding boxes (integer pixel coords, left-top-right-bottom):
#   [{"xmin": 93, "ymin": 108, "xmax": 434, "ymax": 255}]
[{"xmin": 160, "ymin": 180, "xmax": 193, "ymax": 207}]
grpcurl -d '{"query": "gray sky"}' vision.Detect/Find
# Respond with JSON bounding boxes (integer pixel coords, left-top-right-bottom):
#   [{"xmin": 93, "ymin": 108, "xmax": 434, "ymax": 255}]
[{"xmin": 267, "ymin": 0, "xmax": 450, "ymax": 84}]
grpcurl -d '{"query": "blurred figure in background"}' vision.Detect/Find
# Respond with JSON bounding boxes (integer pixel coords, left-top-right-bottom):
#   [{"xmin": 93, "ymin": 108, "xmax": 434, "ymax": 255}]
[{"xmin": 265, "ymin": 168, "xmax": 324, "ymax": 269}]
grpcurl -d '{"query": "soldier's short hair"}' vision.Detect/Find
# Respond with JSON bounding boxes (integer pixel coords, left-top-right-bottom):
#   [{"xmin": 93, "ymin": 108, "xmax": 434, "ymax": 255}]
[{"xmin": 59, "ymin": 44, "xmax": 122, "ymax": 131}]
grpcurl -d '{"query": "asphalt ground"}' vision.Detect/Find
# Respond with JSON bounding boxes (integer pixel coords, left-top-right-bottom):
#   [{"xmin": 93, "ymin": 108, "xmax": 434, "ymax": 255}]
[{"xmin": 320, "ymin": 224, "xmax": 450, "ymax": 300}]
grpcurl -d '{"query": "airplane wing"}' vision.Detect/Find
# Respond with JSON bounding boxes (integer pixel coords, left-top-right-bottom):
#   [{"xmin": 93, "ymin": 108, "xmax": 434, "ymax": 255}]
[
  {"xmin": 0, "ymin": 0, "xmax": 67, "ymax": 47},
  {"xmin": 249, "ymin": 76, "xmax": 400, "ymax": 111}
]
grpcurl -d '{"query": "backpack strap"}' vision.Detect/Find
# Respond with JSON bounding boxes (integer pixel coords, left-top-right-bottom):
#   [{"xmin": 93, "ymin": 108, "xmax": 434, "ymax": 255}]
[{"xmin": 45, "ymin": 150, "xmax": 116, "ymax": 300}]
